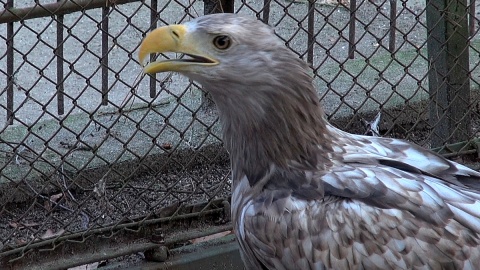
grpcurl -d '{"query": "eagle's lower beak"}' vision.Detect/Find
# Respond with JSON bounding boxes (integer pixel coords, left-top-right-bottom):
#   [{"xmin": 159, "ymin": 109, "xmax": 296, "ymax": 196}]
[{"xmin": 138, "ymin": 25, "xmax": 218, "ymax": 74}]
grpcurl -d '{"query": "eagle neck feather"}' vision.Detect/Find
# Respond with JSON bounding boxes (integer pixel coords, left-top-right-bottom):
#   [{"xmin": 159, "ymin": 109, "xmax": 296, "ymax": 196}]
[{"xmin": 205, "ymin": 72, "xmax": 335, "ymax": 187}]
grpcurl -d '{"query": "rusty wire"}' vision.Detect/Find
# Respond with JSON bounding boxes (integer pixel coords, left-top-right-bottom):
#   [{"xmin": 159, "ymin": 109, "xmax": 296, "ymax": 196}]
[{"xmin": 0, "ymin": 0, "xmax": 480, "ymax": 268}]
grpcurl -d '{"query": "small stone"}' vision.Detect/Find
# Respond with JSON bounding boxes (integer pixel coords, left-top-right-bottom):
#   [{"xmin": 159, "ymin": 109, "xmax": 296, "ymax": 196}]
[{"xmin": 144, "ymin": 246, "xmax": 169, "ymax": 262}]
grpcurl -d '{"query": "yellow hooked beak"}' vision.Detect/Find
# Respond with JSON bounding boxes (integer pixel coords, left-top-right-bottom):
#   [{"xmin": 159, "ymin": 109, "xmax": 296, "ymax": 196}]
[{"xmin": 138, "ymin": 25, "xmax": 219, "ymax": 74}]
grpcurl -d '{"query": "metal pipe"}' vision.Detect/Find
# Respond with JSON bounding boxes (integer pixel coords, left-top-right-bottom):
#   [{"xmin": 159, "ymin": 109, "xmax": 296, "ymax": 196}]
[
  {"xmin": 469, "ymin": 0, "xmax": 476, "ymax": 36},
  {"xmin": 307, "ymin": 0, "xmax": 315, "ymax": 65},
  {"xmin": 6, "ymin": 0, "xmax": 14, "ymax": 124},
  {"xmin": 348, "ymin": 0, "xmax": 357, "ymax": 59},
  {"xmin": 0, "ymin": 0, "xmax": 141, "ymax": 24},
  {"xmin": 149, "ymin": 0, "xmax": 158, "ymax": 99},
  {"xmin": 56, "ymin": 0, "xmax": 65, "ymax": 115},
  {"xmin": 101, "ymin": 6, "xmax": 109, "ymax": 105},
  {"xmin": 388, "ymin": 0, "xmax": 397, "ymax": 53},
  {"xmin": 262, "ymin": 0, "xmax": 271, "ymax": 24}
]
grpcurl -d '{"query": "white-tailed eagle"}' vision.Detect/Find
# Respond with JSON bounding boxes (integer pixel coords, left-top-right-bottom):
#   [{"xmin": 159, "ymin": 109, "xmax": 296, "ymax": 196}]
[{"xmin": 138, "ymin": 13, "xmax": 480, "ymax": 269}]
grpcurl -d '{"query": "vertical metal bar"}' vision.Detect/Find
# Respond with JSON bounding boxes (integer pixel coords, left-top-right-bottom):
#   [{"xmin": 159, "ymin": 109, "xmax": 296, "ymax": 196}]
[
  {"xmin": 204, "ymin": 0, "xmax": 234, "ymax": 14},
  {"xmin": 149, "ymin": 0, "xmax": 158, "ymax": 99},
  {"xmin": 469, "ymin": 0, "xmax": 475, "ymax": 37},
  {"xmin": 307, "ymin": 0, "xmax": 315, "ymax": 65},
  {"xmin": 388, "ymin": 0, "xmax": 396, "ymax": 53},
  {"xmin": 348, "ymin": 0, "xmax": 356, "ymax": 59},
  {"xmin": 262, "ymin": 0, "xmax": 271, "ymax": 24},
  {"xmin": 204, "ymin": 0, "xmax": 218, "ymax": 14},
  {"xmin": 426, "ymin": 0, "xmax": 470, "ymax": 147},
  {"xmin": 223, "ymin": 0, "xmax": 234, "ymax": 13},
  {"xmin": 56, "ymin": 0, "xmax": 64, "ymax": 115},
  {"xmin": 101, "ymin": 5, "xmax": 109, "ymax": 105},
  {"xmin": 6, "ymin": 0, "xmax": 14, "ymax": 125}
]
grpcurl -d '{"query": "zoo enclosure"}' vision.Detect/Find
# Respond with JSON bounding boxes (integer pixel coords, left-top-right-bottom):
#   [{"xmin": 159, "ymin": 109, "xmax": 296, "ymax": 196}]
[{"xmin": 1, "ymin": 0, "xmax": 480, "ymax": 268}]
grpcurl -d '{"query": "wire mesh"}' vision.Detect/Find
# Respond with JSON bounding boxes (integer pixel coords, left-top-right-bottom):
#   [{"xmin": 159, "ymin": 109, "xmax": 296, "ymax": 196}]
[{"xmin": 0, "ymin": 0, "xmax": 479, "ymax": 268}]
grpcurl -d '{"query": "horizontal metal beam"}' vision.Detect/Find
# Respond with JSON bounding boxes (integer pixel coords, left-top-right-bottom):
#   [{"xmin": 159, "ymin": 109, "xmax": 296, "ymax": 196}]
[
  {"xmin": 0, "ymin": 0, "xmax": 141, "ymax": 24},
  {"xmin": 23, "ymin": 224, "xmax": 234, "ymax": 270}
]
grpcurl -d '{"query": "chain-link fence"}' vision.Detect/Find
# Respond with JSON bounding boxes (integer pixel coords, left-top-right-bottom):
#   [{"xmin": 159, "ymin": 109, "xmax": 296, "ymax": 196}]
[{"xmin": 1, "ymin": 0, "xmax": 480, "ymax": 268}]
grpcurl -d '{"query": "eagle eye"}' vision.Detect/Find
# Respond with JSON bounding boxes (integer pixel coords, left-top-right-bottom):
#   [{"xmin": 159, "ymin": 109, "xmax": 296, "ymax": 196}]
[{"xmin": 213, "ymin": 35, "xmax": 231, "ymax": 50}]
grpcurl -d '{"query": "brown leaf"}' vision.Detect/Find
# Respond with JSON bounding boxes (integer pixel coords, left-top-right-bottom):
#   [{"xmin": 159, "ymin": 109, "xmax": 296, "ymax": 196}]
[
  {"xmin": 161, "ymin": 143, "xmax": 172, "ymax": 150},
  {"xmin": 15, "ymin": 238, "xmax": 27, "ymax": 245},
  {"xmin": 21, "ymin": 221, "xmax": 40, "ymax": 227},
  {"xmin": 45, "ymin": 193, "xmax": 63, "ymax": 211},
  {"xmin": 44, "ymin": 200, "xmax": 51, "ymax": 212},
  {"xmin": 51, "ymin": 193, "xmax": 63, "ymax": 202},
  {"xmin": 40, "ymin": 228, "xmax": 65, "ymax": 240},
  {"xmin": 9, "ymin": 221, "xmax": 39, "ymax": 229},
  {"xmin": 9, "ymin": 221, "xmax": 20, "ymax": 229}
]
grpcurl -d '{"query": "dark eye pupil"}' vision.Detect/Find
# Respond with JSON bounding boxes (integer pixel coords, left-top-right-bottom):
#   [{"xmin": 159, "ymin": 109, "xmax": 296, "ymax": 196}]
[{"xmin": 214, "ymin": 36, "xmax": 230, "ymax": 49}]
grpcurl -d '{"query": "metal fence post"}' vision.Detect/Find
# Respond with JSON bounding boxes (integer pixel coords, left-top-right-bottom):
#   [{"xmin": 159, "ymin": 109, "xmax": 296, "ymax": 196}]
[
  {"xmin": 307, "ymin": 0, "xmax": 315, "ymax": 65},
  {"xmin": 101, "ymin": 5, "xmax": 109, "ymax": 105},
  {"xmin": 6, "ymin": 0, "xmax": 14, "ymax": 125},
  {"xmin": 204, "ymin": 0, "xmax": 234, "ymax": 14},
  {"xmin": 56, "ymin": 0, "xmax": 65, "ymax": 115},
  {"xmin": 149, "ymin": 0, "xmax": 158, "ymax": 99},
  {"xmin": 426, "ymin": 0, "xmax": 471, "ymax": 147}
]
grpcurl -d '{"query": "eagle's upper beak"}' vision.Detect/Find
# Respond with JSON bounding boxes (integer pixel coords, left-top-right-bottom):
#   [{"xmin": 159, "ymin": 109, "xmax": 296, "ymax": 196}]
[{"xmin": 138, "ymin": 25, "xmax": 219, "ymax": 74}]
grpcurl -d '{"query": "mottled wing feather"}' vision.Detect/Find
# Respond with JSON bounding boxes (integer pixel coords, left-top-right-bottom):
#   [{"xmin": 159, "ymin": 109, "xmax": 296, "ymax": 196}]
[
  {"xmin": 239, "ymin": 128, "xmax": 480, "ymax": 269},
  {"xmin": 242, "ymin": 166, "xmax": 480, "ymax": 269},
  {"xmin": 329, "ymin": 125, "xmax": 480, "ymax": 185}
]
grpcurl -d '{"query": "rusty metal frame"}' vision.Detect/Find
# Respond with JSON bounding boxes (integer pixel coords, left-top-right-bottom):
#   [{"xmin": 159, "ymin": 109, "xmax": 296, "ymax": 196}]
[{"xmin": 0, "ymin": 0, "xmax": 140, "ymax": 24}]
